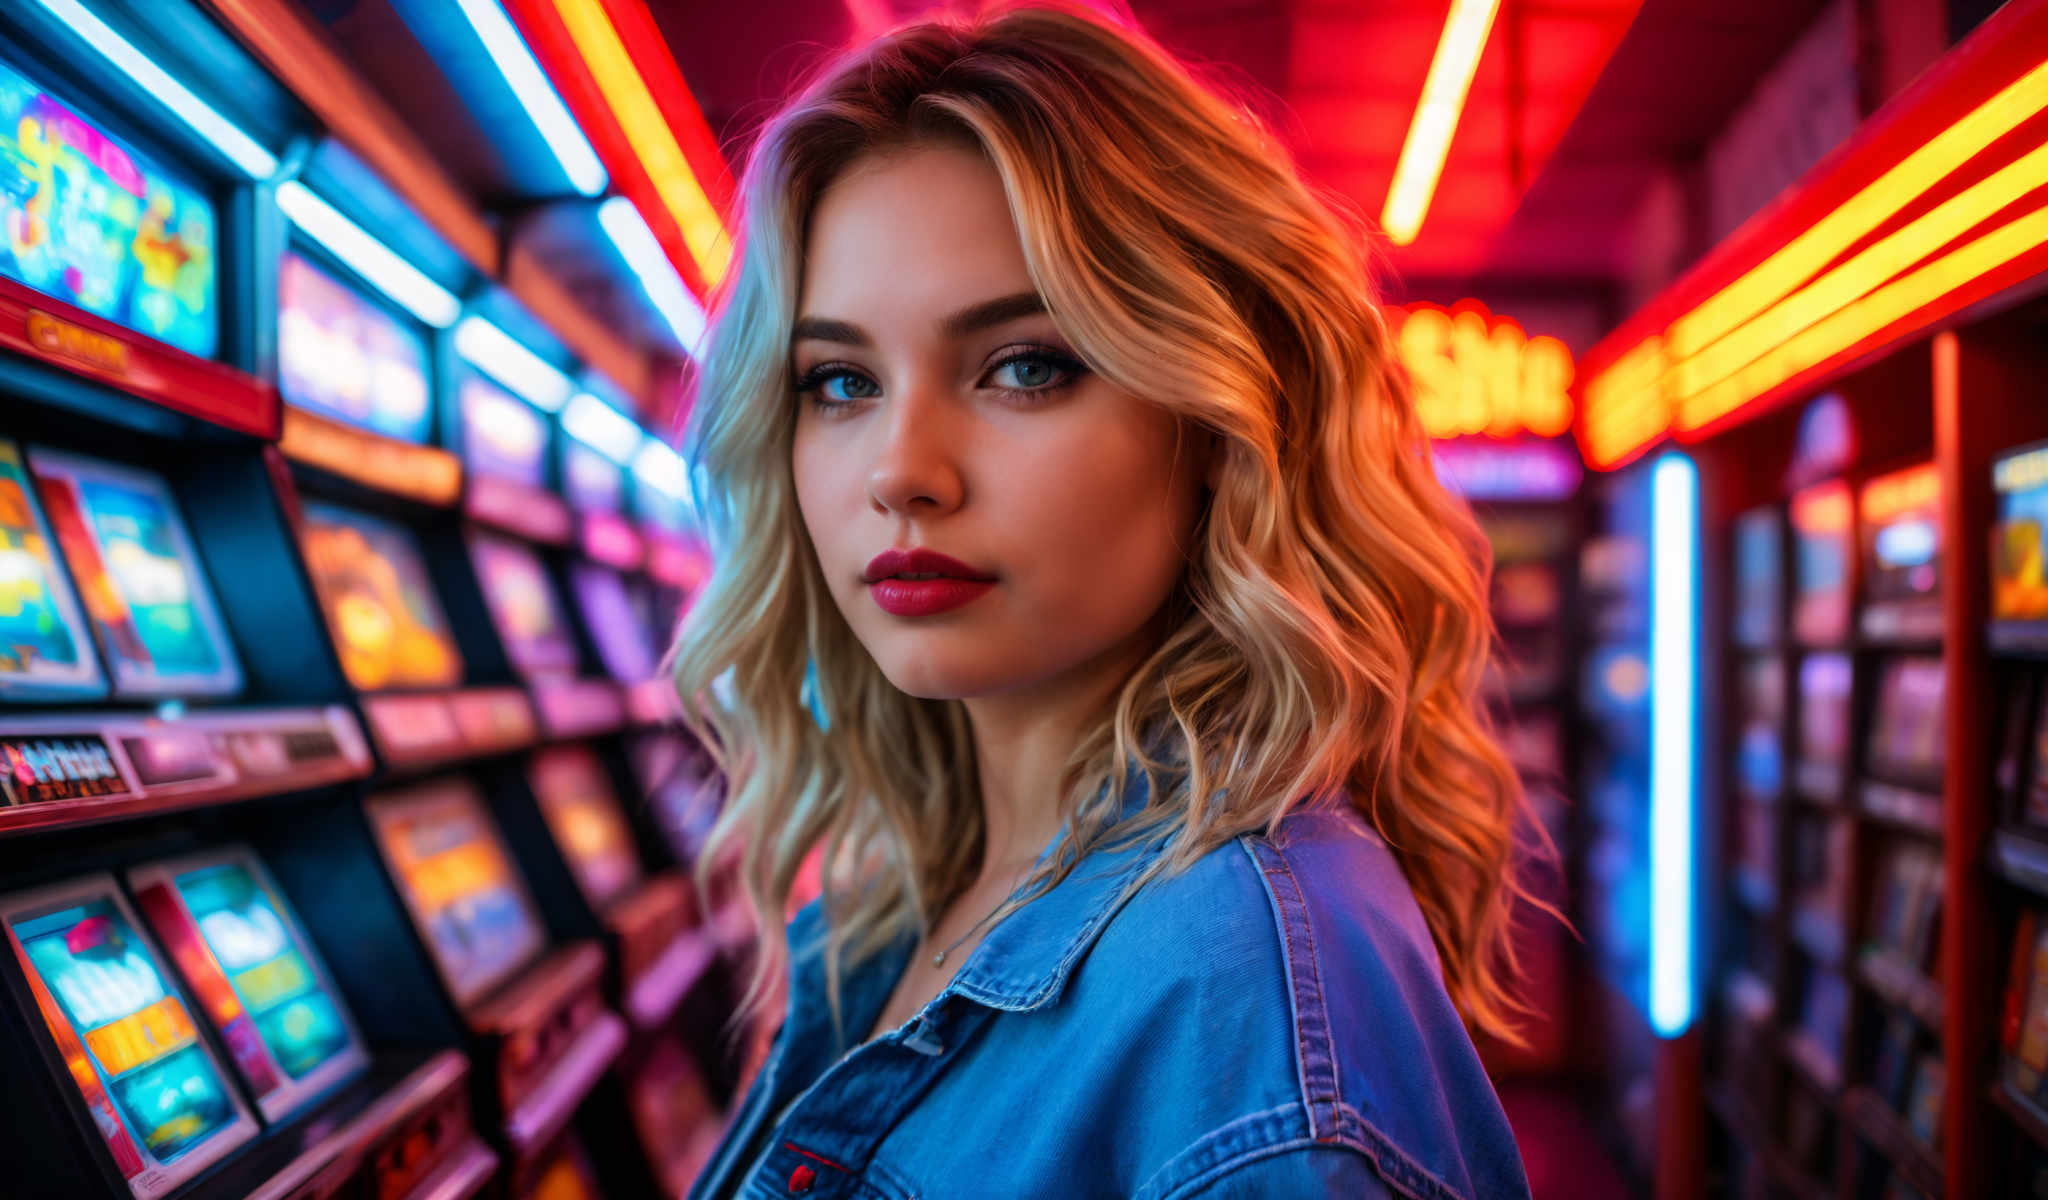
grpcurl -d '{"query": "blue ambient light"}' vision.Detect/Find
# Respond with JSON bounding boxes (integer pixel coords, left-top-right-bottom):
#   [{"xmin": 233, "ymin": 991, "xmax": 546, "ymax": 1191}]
[{"xmin": 1649, "ymin": 451, "xmax": 1699, "ymax": 1038}]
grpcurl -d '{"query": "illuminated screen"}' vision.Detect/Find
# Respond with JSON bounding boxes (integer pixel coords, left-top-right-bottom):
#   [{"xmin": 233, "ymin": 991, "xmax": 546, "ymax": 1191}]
[
  {"xmin": 469, "ymin": 532, "xmax": 577, "ymax": 677},
  {"xmin": 461, "ymin": 376, "xmax": 548, "ymax": 488},
  {"xmin": 1789, "ymin": 482, "xmax": 1852, "ymax": 645},
  {"xmin": 1861, "ymin": 465, "xmax": 1940, "ymax": 608},
  {"xmin": 569, "ymin": 561, "xmax": 659, "ymax": 684},
  {"xmin": 1994, "ymin": 442, "xmax": 2048, "ymax": 623},
  {"xmin": 529, "ymin": 746, "xmax": 641, "ymax": 910},
  {"xmin": 297, "ymin": 502, "xmax": 464, "ymax": 691},
  {"xmin": 1732, "ymin": 508, "xmax": 1782, "ymax": 646},
  {"xmin": 1797, "ymin": 653, "xmax": 1852, "ymax": 768},
  {"xmin": 0, "ymin": 60, "xmax": 216, "ymax": 357},
  {"xmin": 1735, "ymin": 656, "xmax": 1783, "ymax": 797},
  {"xmin": 6, "ymin": 887, "xmax": 245, "ymax": 1182},
  {"xmin": 28, "ymin": 449, "xmax": 240, "ymax": 697},
  {"xmin": 367, "ymin": 781, "xmax": 546, "ymax": 1008},
  {"xmin": 0, "ymin": 439, "xmax": 104, "ymax": 698},
  {"xmin": 278, "ymin": 252, "xmax": 431, "ymax": 442},
  {"xmin": 163, "ymin": 861, "xmax": 358, "ymax": 1084},
  {"xmin": 562, "ymin": 442, "xmax": 624, "ymax": 514},
  {"xmin": 1870, "ymin": 657, "xmax": 1945, "ymax": 781}
]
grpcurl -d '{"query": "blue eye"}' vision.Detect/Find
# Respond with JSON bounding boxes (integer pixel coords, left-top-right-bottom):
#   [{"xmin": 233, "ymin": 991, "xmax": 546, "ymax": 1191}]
[
  {"xmin": 822, "ymin": 372, "xmax": 880, "ymax": 400},
  {"xmin": 795, "ymin": 365, "xmax": 879, "ymax": 409},
  {"xmin": 984, "ymin": 350, "xmax": 1084, "ymax": 397}
]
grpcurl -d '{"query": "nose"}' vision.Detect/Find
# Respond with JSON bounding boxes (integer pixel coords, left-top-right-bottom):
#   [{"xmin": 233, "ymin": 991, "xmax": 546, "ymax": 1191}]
[{"xmin": 866, "ymin": 382, "xmax": 965, "ymax": 518}]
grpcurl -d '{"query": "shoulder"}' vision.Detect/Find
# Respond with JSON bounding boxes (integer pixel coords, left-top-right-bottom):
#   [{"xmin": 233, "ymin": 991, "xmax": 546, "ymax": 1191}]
[{"xmin": 1100, "ymin": 800, "xmax": 1530, "ymax": 1200}]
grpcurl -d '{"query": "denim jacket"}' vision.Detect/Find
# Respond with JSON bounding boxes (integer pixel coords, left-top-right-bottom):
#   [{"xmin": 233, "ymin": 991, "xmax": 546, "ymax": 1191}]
[{"xmin": 688, "ymin": 781, "xmax": 1531, "ymax": 1200}]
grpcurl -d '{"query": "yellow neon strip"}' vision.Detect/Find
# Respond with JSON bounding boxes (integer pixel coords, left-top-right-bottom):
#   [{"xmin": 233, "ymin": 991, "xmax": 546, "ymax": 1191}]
[
  {"xmin": 551, "ymin": 0, "xmax": 730, "ymax": 287},
  {"xmin": 1670, "ymin": 138, "xmax": 2048, "ymax": 401},
  {"xmin": 1381, "ymin": 0, "xmax": 1503, "ymax": 246},
  {"xmin": 1581, "ymin": 335, "xmax": 1671, "ymax": 468},
  {"xmin": 1668, "ymin": 62, "xmax": 2048, "ymax": 359},
  {"xmin": 1679, "ymin": 202, "xmax": 2048, "ymax": 429}
]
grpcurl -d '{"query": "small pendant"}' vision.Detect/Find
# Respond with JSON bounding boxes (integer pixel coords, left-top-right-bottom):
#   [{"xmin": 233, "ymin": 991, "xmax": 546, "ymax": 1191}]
[{"xmin": 931, "ymin": 951, "xmax": 945, "ymax": 966}]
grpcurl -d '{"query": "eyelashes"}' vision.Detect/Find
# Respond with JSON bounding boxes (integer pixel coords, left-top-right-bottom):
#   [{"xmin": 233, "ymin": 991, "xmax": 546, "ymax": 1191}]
[{"xmin": 793, "ymin": 347, "xmax": 1089, "ymax": 413}]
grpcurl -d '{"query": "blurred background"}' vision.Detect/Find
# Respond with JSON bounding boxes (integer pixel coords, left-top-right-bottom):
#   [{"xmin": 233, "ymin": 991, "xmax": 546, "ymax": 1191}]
[{"xmin": 0, "ymin": 1, "xmax": 2041, "ymax": 1198}]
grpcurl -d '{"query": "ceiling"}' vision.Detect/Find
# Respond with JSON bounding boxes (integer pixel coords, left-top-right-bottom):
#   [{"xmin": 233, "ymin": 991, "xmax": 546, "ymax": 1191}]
[
  {"xmin": 647, "ymin": 0, "xmax": 1835, "ymax": 306},
  {"xmin": 298, "ymin": 0, "xmax": 1837, "ymax": 347}
]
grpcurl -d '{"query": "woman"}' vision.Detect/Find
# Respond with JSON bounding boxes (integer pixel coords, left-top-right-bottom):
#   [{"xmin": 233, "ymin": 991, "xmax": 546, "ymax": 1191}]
[{"xmin": 675, "ymin": 4, "xmax": 1536, "ymax": 1196}]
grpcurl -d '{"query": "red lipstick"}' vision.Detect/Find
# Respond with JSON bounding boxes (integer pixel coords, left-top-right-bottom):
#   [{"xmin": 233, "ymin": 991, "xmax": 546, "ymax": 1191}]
[{"xmin": 863, "ymin": 548, "xmax": 996, "ymax": 617}]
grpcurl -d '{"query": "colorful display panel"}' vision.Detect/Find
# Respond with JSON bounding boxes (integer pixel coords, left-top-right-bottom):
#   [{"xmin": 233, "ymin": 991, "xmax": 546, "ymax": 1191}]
[
  {"xmin": 528, "ymin": 745, "xmax": 642, "ymax": 911},
  {"xmin": 0, "ymin": 60, "xmax": 217, "ymax": 358},
  {"xmin": 1732, "ymin": 507, "xmax": 1782, "ymax": 647},
  {"xmin": 562, "ymin": 442, "xmax": 624, "ymax": 514},
  {"xmin": 568, "ymin": 561, "xmax": 659, "ymax": 684},
  {"xmin": 128, "ymin": 849, "xmax": 368, "ymax": 1122},
  {"xmin": 2, "ymin": 876, "xmax": 255, "ymax": 1199},
  {"xmin": 1860, "ymin": 463, "xmax": 1941, "ymax": 611},
  {"xmin": 1734, "ymin": 656, "xmax": 1784, "ymax": 798},
  {"xmin": 296, "ymin": 501, "xmax": 464, "ymax": 691},
  {"xmin": 1790, "ymin": 482, "xmax": 1853, "ymax": 645},
  {"xmin": 1797, "ymin": 653, "xmax": 1853, "ymax": 771},
  {"xmin": 469, "ymin": 532, "xmax": 578, "ymax": 678},
  {"xmin": 1994, "ymin": 441, "xmax": 2048, "ymax": 623},
  {"xmin": 0, "ymin": 438, "xmax": 105, "ymax": 699},
  {"xmin": 1869, "ymin": 656, "xmax": 1946, "ymax": 783},
  {"xmin": 27, "ymin": 449, "xmax": 241, "ymax": 698},
  {"xmin": 278, "ymin": 252, "xmax": 432, "ymax": 443},
  {"xmin": 366, "ymin": 780, "xmax": 546, "ymax": 1009},
  {"xmin": 461, "ymin": 375, "xmax": 549, "ymax": 489}
]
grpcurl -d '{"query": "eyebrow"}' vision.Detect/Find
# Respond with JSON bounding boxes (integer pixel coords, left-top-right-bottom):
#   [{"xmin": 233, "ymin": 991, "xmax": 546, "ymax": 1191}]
[{"xmin": 791, "ymin": 291, "xmax": 1048, "ymax": 347}]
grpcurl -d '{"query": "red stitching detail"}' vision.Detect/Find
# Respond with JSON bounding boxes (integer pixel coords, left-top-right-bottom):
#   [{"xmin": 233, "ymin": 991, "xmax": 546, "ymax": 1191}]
[{"xmin": 782, "ymin": 1143, "xmax": 851, "ymax": 1173}]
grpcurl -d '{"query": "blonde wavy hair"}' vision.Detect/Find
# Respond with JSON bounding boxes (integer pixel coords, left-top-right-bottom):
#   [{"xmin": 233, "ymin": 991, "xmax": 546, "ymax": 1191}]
[{"xmin": 674, "ymin": 0, "xmax": 1537, "ymax": 1046}]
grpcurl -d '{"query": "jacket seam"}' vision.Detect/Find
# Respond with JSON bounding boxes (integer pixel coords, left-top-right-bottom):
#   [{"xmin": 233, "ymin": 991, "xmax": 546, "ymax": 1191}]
[
  {"xmin": 1332, "ymin": 1101, "xmax": 1471, "ymax": 1200},
  {"xmin": 1241, "ymin": 834, "xmax": 1343, "ymax": 1132},
  {"xmin": 1146, "ymin": 1101, "xmax": 1472, "ymax": 1200}
]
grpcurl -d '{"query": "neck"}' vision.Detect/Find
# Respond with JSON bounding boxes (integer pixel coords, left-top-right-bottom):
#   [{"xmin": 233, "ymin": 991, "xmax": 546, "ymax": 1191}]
[{"xmin": 961, "ymin": 629, "xmax": 1154, "ymax": 891}]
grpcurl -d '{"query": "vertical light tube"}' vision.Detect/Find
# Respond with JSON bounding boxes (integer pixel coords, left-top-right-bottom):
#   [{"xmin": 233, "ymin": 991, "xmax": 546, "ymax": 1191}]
[{"xmin": 1649, "ymin": 452, "xmax": 1699, "ymax": 1037}]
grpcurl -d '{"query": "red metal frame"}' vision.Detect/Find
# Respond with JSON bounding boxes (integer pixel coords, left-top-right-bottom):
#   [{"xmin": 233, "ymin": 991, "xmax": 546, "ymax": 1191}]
[
  {"xmin": 0, "ymin": 276, "xmax": 277, "ymax": 439},
  {"xmin": 1576, "ymin": 0, "xmax": 2048, "ymax": 470},
  {"xmin": 503, "ymin": 0, "xmax": 735, "ymax": 305}
]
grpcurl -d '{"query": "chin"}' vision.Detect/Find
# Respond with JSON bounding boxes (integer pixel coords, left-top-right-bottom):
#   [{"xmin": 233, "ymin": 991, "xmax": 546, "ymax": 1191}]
[{"xmin": 872, "ymin": 652, "xmax": 1010, "ymax": 701}]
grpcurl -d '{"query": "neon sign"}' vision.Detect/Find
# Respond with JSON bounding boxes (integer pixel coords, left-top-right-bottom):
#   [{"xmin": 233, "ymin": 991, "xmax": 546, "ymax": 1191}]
[{"xmin": 1393, "ymin": 302, "xmax": 1574, "ymax": 440}]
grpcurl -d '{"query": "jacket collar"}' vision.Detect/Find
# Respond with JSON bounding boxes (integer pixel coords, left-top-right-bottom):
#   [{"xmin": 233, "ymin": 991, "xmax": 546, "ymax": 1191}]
[
  {"xmin": 785, "ymin": 762, "xmax": 1175, "ymax": 1051},
  {"xmin": 947, "ymin": 763, "xmax": 1173, "ymax": 1011}
]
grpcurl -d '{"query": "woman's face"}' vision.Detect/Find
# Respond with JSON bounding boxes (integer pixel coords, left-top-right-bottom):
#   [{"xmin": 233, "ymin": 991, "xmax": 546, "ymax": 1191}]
[{"xmin": 791, "ymin": 142, "xmax": 1208, "ymax": 702}]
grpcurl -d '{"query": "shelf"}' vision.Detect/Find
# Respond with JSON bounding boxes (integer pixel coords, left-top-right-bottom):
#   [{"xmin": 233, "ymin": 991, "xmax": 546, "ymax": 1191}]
[
  {"xmin": 1990, "ymin": 620, "xmax": 2048, "ymax": 658},
  {"xmin": 1992, "ymin": 829, "xmax": 2048, "ymax": 901},
  {"xmin": 0, "ymin": 707, "xmax": 374, "ymax": 838},
  {"xmin": 1992, "ymin": 1077, "xmax": 2048, "ymax": 1152},
  {"xmin": 1843, "ymin": 1087, "xmax": 1942, "ymax": 1196},
  {"xmin": 1858, "ymin": 949, "xmax": 1944, "ymax": 1030},
  {"xmin": 1858, "ymin": 780, "xmax": 1944, "ymax": 838}
]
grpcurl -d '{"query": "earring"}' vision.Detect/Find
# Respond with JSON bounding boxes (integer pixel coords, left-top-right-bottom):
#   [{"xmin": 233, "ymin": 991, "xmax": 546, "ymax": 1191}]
[{"xmin": 800, "ymin": 657, "xmax": 832, "ymax": 732}]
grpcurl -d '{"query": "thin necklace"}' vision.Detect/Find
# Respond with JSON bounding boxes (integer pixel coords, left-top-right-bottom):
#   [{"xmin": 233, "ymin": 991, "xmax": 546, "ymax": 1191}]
[{"xmin": 928, "ymin": 864, "xmax": 1033, "ymax": 967}]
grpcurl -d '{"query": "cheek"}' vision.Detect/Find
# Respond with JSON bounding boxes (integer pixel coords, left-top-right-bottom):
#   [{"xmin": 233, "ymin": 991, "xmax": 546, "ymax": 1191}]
[
  {"xmin": 792, "ymin": 425, "xmax": 853, "ymax": 562},
  {"xmin": 994, "ymin": 410, "xmax": 1197, "ymax": 618}
]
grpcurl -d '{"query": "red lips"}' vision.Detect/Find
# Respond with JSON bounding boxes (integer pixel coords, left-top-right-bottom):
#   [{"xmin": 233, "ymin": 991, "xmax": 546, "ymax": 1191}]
[{"xmin": 863, "ymin": 548, "xmax": 996, "ymax": 617}]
